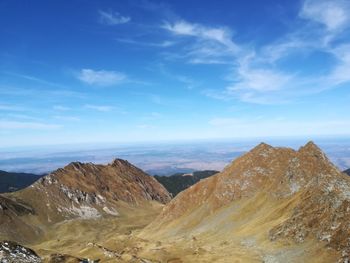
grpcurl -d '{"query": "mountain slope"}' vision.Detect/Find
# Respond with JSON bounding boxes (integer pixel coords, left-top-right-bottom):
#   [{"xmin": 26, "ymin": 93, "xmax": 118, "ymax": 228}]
[
  {"xmin": 141, "ymin": 142, "xmax": 350, "ymax": 262},
  {"xmin": 0, "ymin": 170, "xmax": 42, "ymax": 193},
  {"xmin": 344, "ymin": 169, "xmax": 350, "ymax": 176},
  {"xmin": 154, "ymin": 170, "xmax": 218, "ymax": 196},
  {"xmin": 0, "ymin": 159, "xmax": 171, "ymax": 243}
]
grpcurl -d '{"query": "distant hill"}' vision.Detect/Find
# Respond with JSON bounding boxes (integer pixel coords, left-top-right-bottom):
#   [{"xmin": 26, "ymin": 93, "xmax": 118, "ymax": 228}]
[
  {"xmin": 344, "ymin": 169, "xmax": 350, "ymax": 175},
  {"xmin": 0, "ymin": 170, "xmax": 43, "ymax": 193},
  {"xmin": 154, "ymin": 170, "xmax": 218, "ymax": 196}
]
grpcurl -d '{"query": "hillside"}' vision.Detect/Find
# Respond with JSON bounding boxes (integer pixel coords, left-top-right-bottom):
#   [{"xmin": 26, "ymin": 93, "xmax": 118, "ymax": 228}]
[
  {"xmin": 0, "ymin": 158, "xmax": 171, "ymax": 245},
  {"xmin": 154, "ymin": 170, "xmax": 218, "ymax": 196},
  {"xmin": 139, "ymin": 142, "xmax": 350, "ymax": 262},
  {"xmin": 344, "ymin": 169, "xmax": 350, "ymax": 176},
  {"xmin": 0, "ymin": 170, "xmax": 42, "ymax": 193}
]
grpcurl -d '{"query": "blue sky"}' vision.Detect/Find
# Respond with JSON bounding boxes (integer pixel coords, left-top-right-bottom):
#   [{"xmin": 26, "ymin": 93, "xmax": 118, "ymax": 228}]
[{"xmin": 0, "ymin": 0, "xmax": 350, "ymax": 148}]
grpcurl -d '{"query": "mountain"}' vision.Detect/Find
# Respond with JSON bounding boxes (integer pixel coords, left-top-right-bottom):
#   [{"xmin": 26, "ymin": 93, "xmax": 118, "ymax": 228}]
[
  {"xmin": 141, "ymin": 142, "xmax": 350, "ymax": 262},
  {"xmin": 154, "ymin": 170, "xmax": 218, "ymax": 196},
  {"xmin": 0, "ymin": 158, "xmax": 171, "ymax": 244},
  {"xmin": 0, "ymin": 170, "xmax": 43, "ymax": 193},
  {"xmin": 344, "ymin": 168, "xmax": 350, "ymax": 175}
]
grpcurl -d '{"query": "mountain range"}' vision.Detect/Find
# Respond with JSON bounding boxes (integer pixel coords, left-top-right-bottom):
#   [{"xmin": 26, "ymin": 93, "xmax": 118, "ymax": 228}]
[
  {"xmin": 0, "ymin": 170, "xmax": 43, "ymax": 193},
  {"xmin": 154, "ymin": 170, "xmax": 218, "ymax": 196},
  {"xmin": 1, "ymin": 142, "xmax": 350, "ymax": 262}
]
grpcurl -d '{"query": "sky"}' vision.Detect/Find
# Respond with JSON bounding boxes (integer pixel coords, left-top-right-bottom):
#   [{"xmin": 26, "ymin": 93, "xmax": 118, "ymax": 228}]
[{"xmin": 0, "ymin": 0, "xmax": 350, "ymax": 148}]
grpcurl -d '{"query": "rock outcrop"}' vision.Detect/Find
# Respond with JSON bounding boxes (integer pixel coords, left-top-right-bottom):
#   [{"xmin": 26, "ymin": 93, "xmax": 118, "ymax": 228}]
[{"xmin": 0, "ymin": 241, "xmax": 41, "ymax": 263}]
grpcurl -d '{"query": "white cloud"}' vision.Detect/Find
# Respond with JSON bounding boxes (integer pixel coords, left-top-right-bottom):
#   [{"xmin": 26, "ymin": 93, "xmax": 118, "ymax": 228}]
[
  {"xmin": 77, "ymin": 69, "xmax": 126, "ymax": 86},
  {"xmin": 53, "ymin": 105, "xmax": 71, "ymax": 111},
  {"xmin": 163, "ymin": 20, "xmax": 237, "ymax": 50},
  {"xmin": 163, "ymin": 20, "xmax": 239, "ymax": 64},
  {"xmin": 0, "ymin": 104, "xmax": 25, "ymax": 112},
  {"xmin": 209, "ymin": 118, "xmax": 241, "ymax": 126},
  {"xmin": 85, "ymin": 104, "xmax": 115, "ymax": 112},
  {"xmin": 99, "ymin": 10, "xmax": 130, "ymax": 25},
  {"xmin": 300, "ymin": 0, "xmax": 350, "ymax": 32},
  {"xmin": 117, "ymin": 38, "xmax": 176, "ymax": 48},
  {"xmin": 53, "ymin": 115, "xmax": 80, "ymax": 121},
  {"xmin": 230, "ymin": 65, "xmax": 293, "ymax": 92},
  {"xmin": 328, "ymin": 44, "xmax": 350, "ymax": 85},
  {"xmin": 0, "ymin": 120, "xmax": 61, "ymax": 130}
]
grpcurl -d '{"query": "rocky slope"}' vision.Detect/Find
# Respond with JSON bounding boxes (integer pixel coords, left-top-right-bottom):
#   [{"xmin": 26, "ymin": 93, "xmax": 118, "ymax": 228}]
[
  {"xmin": 0, "ymin": 159, "xmax": 171, "ymax": 243},
  {"xmin": 142, "ymin": 142, "xmax": 350, "ymax": 262},
  {"xmin": 154, "ymin": 170, "xmax": 218, "ymax": 196},
  {"xmin": 0, "ymin": 241, "xmax": 41, "ymax": 263}
]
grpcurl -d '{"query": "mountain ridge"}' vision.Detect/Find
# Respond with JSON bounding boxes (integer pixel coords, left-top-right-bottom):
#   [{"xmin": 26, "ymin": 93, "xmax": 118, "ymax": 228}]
[
  {"xmin": 154, "ymin": 170, "xmax": 218, "ymax": 196},
  {"xmin": 141, "ymin": 141, "xmax": 350, "ymax": 262},
  {"xmin": 0, "ymin": 170, "xmax": 43, "ymax": 193},
  {"xmin": 0, "ymin": 158, "xmax": 171, "ymax": 244}
]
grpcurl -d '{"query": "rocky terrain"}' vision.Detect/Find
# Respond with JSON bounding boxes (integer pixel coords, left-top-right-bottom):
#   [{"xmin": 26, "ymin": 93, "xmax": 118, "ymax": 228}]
[
  {"xmin": 0, "ymin": 241, "xmax": 41, "ymax": 263},
  {"xmin": 154, "ymin": 170, "xmax": 218, "ymax": 196}
]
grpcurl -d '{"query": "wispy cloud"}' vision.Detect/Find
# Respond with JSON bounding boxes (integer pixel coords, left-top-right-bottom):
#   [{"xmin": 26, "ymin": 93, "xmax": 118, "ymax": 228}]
[
  {"xmin": 163, "ymin": 20, "xmax": 238, "ymax": 50},
  {"xmin": 300, "ymin": 0, "xmax": 350, "ymax": 32},
  {"xmin": 99, "ymin": 10, "xmax": 130, "ymax": 25},
  {"xmin": 53, "ymin": 115, "xmax": 80, "ymax": 121},
  {"xmin": 77, "ymin": 69, "xmax": 126, "ymax": 86},
  {"xmin": 163, "ymin": 20, "xmax": 239, "ymax": 64},
  {"xmin": 84, "ymin": 104, "xmax": 115, "ymax": 112},
  {"xmin": 4, "ymin": 113, "xmax": 42, "ymax": 122},
  {"xmin": 0, "ymin": 120, "xmax": 61, "ymax": 130},
  {"xmin": 214, "ymin": 0, "xmax": 350, "ymax": 104},
  {"xmin": 0, "ymin": 104, "xmax": 25, "ymax": 112},
  {"xmin": 4, "ymin": 72, "xmax": 65, "ymax": 88},
  {"xmin": 117, "ymin": 38, "xmax": 176, "ymax": 48},
  {"xmin": 53, "ymin": 105, "xmax": 71, "ymax": 111}
]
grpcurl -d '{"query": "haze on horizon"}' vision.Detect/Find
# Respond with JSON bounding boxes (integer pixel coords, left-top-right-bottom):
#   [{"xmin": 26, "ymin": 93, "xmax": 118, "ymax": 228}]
[{"xmin": 1, "ymin": 0, "xmax": 350, "ymax": 149}]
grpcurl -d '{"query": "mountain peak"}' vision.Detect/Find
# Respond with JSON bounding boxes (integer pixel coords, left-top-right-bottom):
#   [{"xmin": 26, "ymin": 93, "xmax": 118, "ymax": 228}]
[
  {"xmin": 247, "ymin": 142, "xmax": 275, "ymax": 158},
  {"xmin": 298, "ymin": 141, "xmax": 326, "ymax": 159},
  {"xmin": 254, "ymin": 142, "xmax": 273, "ymax": 150},
  {"xmin": 109, "ymin": 158, "xmax": 132, "ymax": 168}
]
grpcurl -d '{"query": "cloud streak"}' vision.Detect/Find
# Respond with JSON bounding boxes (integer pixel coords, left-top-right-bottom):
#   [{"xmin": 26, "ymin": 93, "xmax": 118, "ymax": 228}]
[
  {"xmin": 99, "ymin": 10, "xmax": 130, "ymax": 25},
  {"xmin": 77, "ymin": 69, "xmax": 126, "ymax": 86},
  {"xmin": 84, "ymin": 104, "xmax": 115, "ymax": 112},
  {"xmin": 0, "ymin": 120, "xmax": 61, "ymax": 130}
]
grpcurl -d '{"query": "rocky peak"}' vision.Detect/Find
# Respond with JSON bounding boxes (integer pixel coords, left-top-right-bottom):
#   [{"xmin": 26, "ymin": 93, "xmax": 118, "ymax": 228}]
[
  {"xmin": 298, "ymin": 141, "xmax": 325, "ymax": 158},
  {"xmin": 110, "ymin": 158, "xmax": 132, "ymax": 167},
  {"xmin": 23, "ymin": 158, "xmax": 171, "ymax": 222}
]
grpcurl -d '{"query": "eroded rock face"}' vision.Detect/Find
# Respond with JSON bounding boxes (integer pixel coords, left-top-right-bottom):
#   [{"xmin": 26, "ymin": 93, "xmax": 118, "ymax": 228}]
[
  {"xmin": 38, "ymin": 159, "xmax": 171, "ymax": 206},
  {"xmin": 8, "ymin": 158, "xmax": 171, "ymax": 223},
  {"xmin": 0, "ymin": 241, "xmax": 41, "ymax": 263},
  {"xmin": 145, "ymin": 141, "xmax": 350, "ymax": 262}
]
